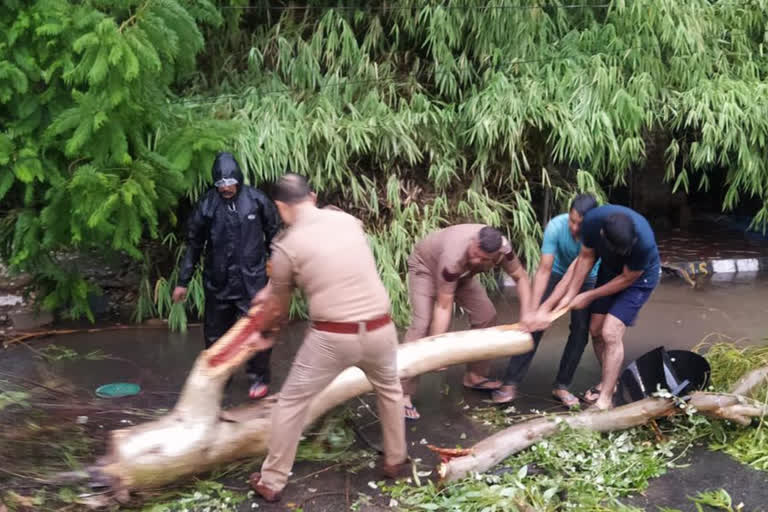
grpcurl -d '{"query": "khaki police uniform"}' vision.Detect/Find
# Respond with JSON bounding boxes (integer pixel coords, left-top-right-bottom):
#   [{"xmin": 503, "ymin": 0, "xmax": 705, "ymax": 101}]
[
  {"xmin": 258, "ymin": 206, "xmax": 407, "ymax": 491},
  {"xmin": 402, "ymin": 224, "xmax": 521, "ymax": 395}
]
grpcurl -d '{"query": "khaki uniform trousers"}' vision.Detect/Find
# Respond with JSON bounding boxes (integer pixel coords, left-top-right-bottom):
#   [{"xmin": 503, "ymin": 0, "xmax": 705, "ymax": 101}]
[
  {"xmin": 259, "ymin": 322, "xmax": 407, "ymax": 490},
  {"xmin": 401, "ymin": 263, "xmax": 497, "ymax": 396}
]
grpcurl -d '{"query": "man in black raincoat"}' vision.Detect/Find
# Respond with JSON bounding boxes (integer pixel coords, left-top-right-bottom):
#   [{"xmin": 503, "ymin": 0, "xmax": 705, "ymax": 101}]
[{"xmin": 173, "ymin": 152, "xmax": 281, "ymax": 399}]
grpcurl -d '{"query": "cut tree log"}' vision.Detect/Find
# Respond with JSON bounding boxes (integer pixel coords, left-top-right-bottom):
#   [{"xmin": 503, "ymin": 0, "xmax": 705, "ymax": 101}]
[
  {"xmin": 88, "ymin": 307, "xmax": 536, "ymax": 492},
  {"xmin": 437, "ymin": 364, "xmax": 768, "ymax": 482}
]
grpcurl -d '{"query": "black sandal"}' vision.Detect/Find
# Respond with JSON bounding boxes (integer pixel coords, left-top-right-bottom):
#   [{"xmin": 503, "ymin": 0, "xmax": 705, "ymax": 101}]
[
  {"xmin": 404, "ymin": 405, "xmax": 421, "ymax": 421},
  {"xmin": 581, "ymin": 386, "xmax": 601, "ymax": 404},
  {"xmin": 463, "ymin": 378, "xmax": 502, "ymax": 391}
]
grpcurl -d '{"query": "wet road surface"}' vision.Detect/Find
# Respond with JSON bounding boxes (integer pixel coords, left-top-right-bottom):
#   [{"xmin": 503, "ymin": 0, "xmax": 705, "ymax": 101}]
[
  {"xmin": 1, "ymin": 275, "xmax": 767, "ymax": 510},
  {"xmin": 656, "ymin": 220, "xmax": 768, "ymax": 263}
]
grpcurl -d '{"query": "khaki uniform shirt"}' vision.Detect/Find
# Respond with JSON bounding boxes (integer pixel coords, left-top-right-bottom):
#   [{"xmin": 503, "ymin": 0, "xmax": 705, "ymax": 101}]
[
  {"xmin": 410, "ymin": 224, "xmax": 521, "ymax": 295},
  {"xmin": 269, "ymin": 207, "xmax": 391, "ymax": 322}
]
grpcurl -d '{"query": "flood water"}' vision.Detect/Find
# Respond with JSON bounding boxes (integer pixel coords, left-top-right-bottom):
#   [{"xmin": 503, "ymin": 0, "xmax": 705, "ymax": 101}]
[
  {"xmin": 4, "ymin": 275, "xmax": 767, "ymax": 402},
  {"xmin": 1, "ymin": 274, "xmax": 767, "ymax": 510},
  {"xmin": 506, "ymin": 274, "xmax": 768, "ymax": 401}
]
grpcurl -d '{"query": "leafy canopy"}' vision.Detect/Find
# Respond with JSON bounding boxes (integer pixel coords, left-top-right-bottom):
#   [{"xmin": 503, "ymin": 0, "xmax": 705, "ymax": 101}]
[{"xmin": 3, "ymin": 0, "xmax": 768, "ymax": 323}]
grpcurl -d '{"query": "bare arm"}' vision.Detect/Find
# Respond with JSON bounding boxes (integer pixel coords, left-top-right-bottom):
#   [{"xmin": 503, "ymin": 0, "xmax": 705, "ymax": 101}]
[
  {"xmin": 544, "ymin": 257, "xmax": 578, "ymax": 310},
  {"xmin": 530, "ymin": 254, "xmax": 554, "ymax": 309},
  {"xmin": 429, "ymin": 292, "xmax": 455, "ymax": 336},
  {"xmin": 572, "ymin": 265, "xmax": 641, "ymax": 309},
  {"xmin": 540, "ymin": 246, "xmax": 596, "ymax": 313},
  {"xmin": 501, "ymin": 255, "xmax": 533, "ymax": 326}
]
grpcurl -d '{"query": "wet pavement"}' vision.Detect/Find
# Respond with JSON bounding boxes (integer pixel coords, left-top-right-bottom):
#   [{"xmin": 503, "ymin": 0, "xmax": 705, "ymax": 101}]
[
  {"xmin": 1, "ymin": 275, "xmax": 768, "ymax": 510},
  {"xmin": 656, "ymin": 216, "xmax": 768, "ymax": 264},
  {"xmin": 624, "ymin": 448, "xmax": 768, "ymax": 511}
]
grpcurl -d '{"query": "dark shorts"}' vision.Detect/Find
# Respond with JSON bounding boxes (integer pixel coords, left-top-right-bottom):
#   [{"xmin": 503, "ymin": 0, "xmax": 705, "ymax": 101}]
[{"xmin": 590, "ymin": 268, "xmax": 657, "ymax": 326}]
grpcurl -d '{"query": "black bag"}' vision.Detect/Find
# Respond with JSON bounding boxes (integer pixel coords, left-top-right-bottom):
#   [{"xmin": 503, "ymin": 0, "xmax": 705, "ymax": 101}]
[{"xmin": 614, "ymin": 346, "xmax": 711, "ymax": 406}]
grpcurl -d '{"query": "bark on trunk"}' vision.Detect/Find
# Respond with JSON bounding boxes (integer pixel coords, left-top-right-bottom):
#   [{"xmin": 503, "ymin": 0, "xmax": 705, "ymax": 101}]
[
  {"xmin": 731, "ymin": 366, "xmax": 768, "ymax": 397},
  {"xmin": 438, "ymin": 365, "xmax": 768, "ymax": 482},
  {"xmin": 89, "ymin": 310, "xmax": 534, "ymax": 492}
]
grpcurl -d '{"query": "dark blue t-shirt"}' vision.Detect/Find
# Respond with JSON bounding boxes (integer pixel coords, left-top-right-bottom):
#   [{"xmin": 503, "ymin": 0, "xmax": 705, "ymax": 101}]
[{"xmin": 580, "ymin": 205, "xmax": 660, "ymax": 288}]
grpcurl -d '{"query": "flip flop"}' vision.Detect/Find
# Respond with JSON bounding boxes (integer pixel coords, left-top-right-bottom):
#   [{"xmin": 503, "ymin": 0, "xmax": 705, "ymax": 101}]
[
  {"xmin": 463, "ymin": 378, "xmax": 502, "ymax": 391},
  {"xmin": 491, "ymin": 388, "xmax": 516, "ymax": 404},
  {"xmin": 586, "ymin": 401, "xmax": 612, "ymax": 412},
  {"xmin": 404, "ymin": 405, "xmax": 420, "ymax": 421},
  {"xmin": 552, "ymin": 389, "xmax": 580, "ymax": 409},
  {"xmin": 581, "ymin": 386, "xmax": 601, "ymax": 405}
]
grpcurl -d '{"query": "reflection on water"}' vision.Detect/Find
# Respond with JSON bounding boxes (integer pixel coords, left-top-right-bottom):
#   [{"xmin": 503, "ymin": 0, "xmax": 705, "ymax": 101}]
[{"xmin": 1, "ymin": 274, "xmax": 767, "ymax": 410}]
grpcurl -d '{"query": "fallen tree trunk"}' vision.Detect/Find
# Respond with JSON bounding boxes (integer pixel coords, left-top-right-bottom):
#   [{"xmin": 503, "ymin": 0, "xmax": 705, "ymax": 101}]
[
  {"xmin": 89, "ymin": 309, "xmax": 535, "ymax": 492},
  {"xmin": 437, "ymin": 365, "xmax": 768, "ymax": 482}
]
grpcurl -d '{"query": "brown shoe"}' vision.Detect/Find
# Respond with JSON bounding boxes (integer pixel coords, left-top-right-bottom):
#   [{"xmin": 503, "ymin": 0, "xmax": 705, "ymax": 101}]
[
  {"xmin": 248, "ymin": 472, "xmax": 283, "ymax": 503},
  {"xmin": 380, "ymin": 457, "xmax": 411, "ymax": 479}
]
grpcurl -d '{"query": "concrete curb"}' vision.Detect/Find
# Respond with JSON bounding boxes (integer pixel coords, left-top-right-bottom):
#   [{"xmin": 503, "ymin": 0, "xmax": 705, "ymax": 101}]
[{"xmin": 662, "ymin": 256, "xmax": 768, "ymax": 283}]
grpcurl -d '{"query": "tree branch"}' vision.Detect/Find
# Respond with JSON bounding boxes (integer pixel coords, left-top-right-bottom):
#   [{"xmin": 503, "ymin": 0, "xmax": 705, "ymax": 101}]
[
  {"xmin": 730, "ymin": 366, "xmax": 768, "ymax": 396},
  {"xmin": 438, "ymin": 365, "xmax": 768, "ymax": 482}
]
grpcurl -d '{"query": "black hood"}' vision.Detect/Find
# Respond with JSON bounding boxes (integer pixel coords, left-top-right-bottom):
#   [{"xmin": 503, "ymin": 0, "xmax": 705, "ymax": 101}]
[{"xmin": 211, "ymin": 152, "xmax": 244, "ymax": 185}]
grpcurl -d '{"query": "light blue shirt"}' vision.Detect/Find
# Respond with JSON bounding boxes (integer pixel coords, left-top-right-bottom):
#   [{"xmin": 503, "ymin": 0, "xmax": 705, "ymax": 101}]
[{"xmin": 540, "ymin": 214, "xmax": 599, "ymax": 278}]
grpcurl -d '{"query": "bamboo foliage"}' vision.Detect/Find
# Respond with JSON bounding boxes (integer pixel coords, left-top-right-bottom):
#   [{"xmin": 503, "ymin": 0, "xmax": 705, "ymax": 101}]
[
  {"xmin": 3, "ymin": 0, "xmax": 768, "ymax": 323},
  {"xmin": 203, "ymin": 0, "xmax": 768, "ymax": 324}
]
